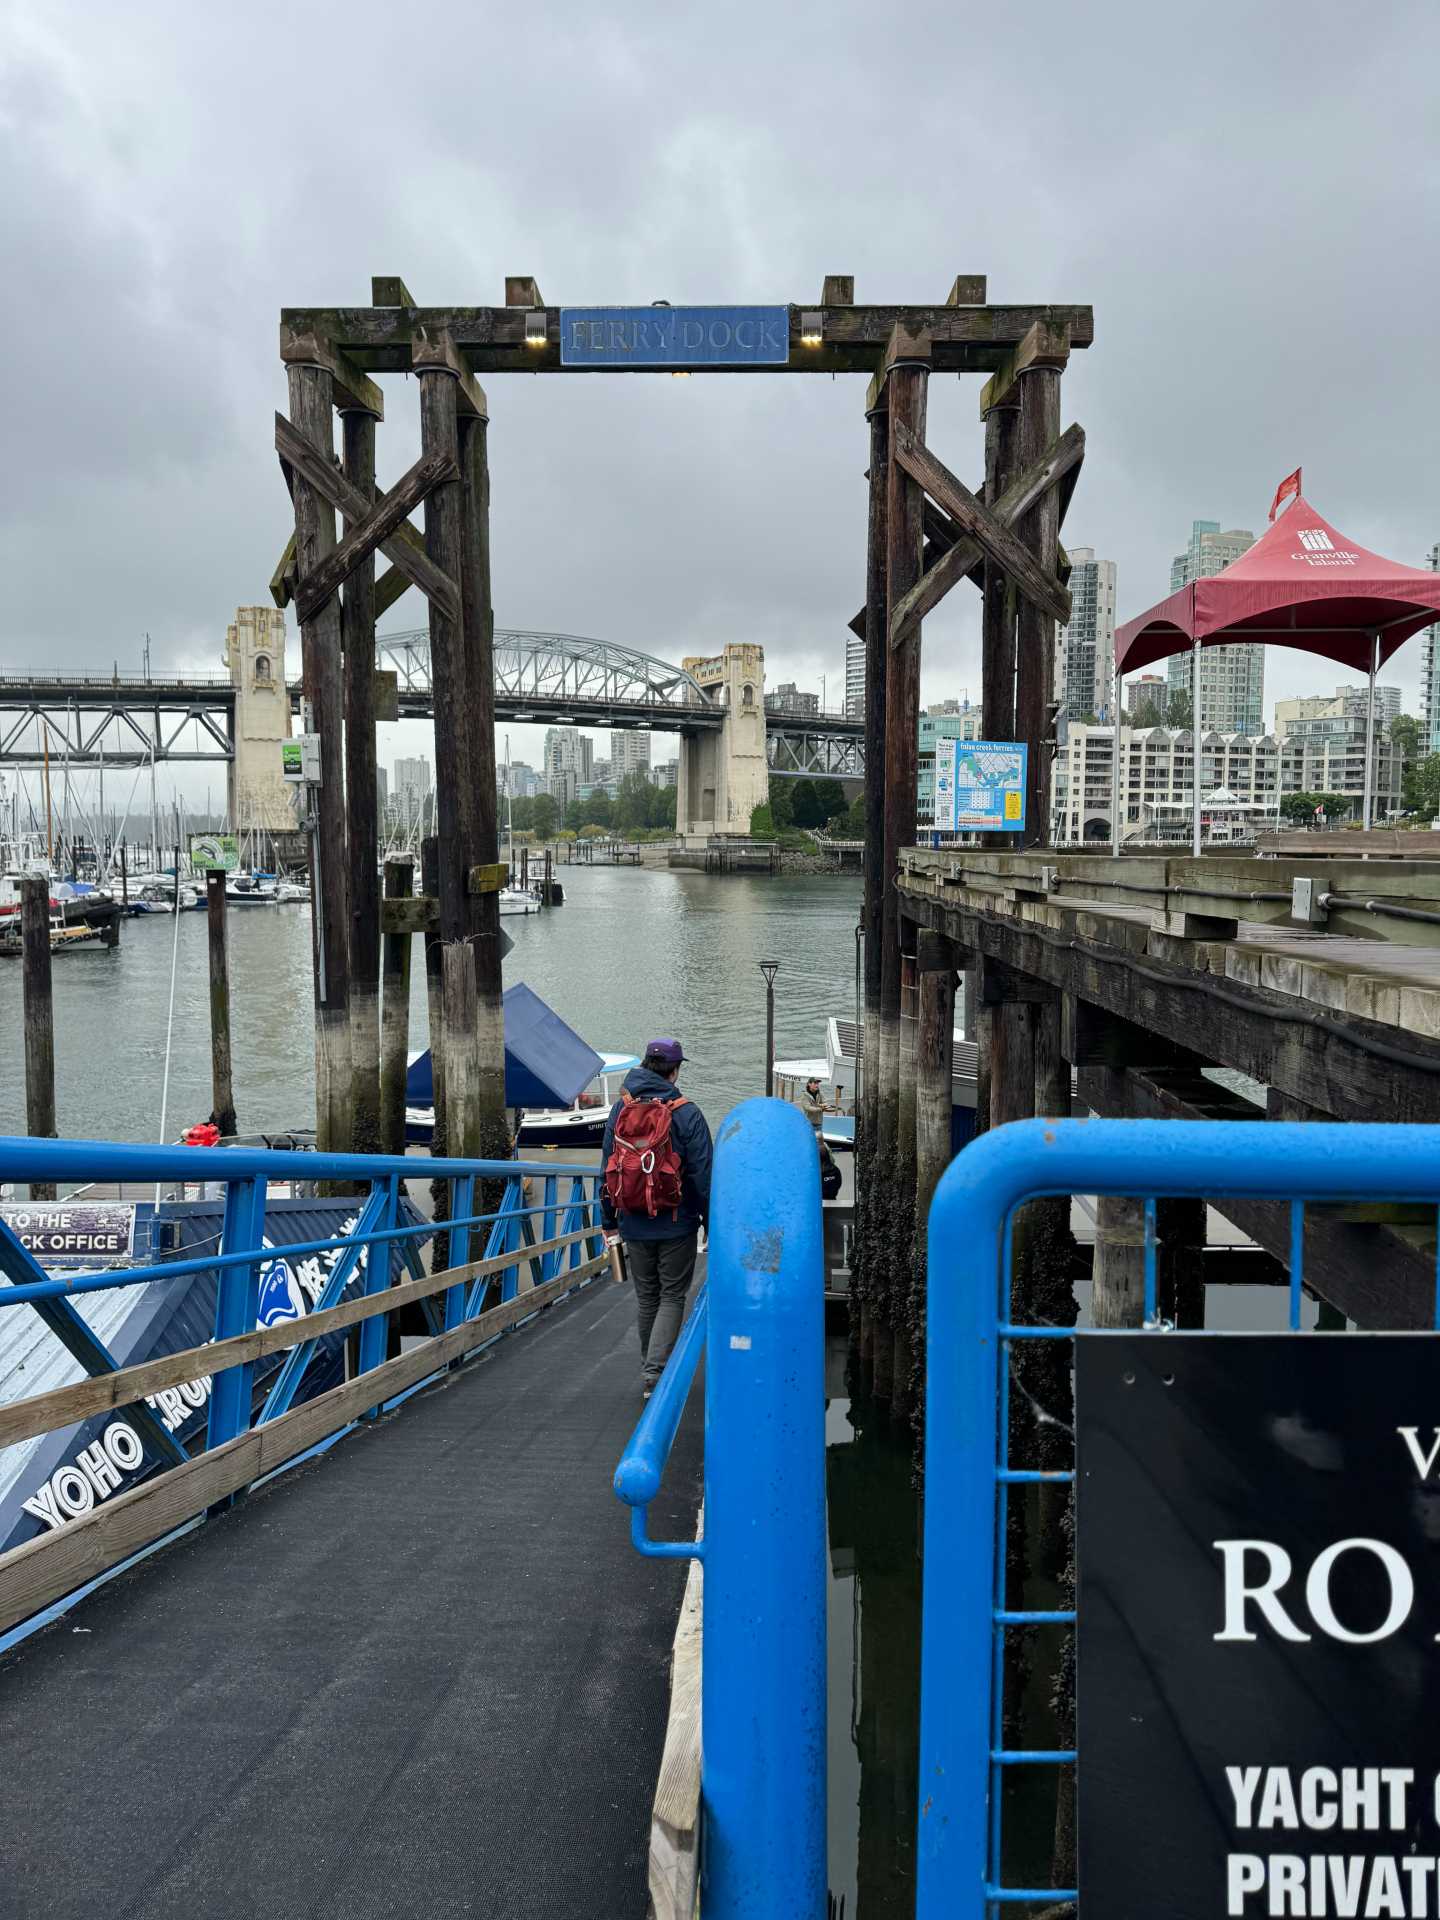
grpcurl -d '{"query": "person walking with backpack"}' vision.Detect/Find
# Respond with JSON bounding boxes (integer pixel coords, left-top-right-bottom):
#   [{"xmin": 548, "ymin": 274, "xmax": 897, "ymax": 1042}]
[{"xmin": 600, "ymin": 1038, "xmax": 712, "ymax": 1398}]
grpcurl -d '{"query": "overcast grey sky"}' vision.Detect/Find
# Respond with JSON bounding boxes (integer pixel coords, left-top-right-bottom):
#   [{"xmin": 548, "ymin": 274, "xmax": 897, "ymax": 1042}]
[{"xmin": 4, "ymin": 0, "xmax": 1438, "ymax": 793}]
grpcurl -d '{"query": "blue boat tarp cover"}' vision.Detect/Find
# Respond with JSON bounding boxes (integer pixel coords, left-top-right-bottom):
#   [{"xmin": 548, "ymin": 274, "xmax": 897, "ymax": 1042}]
[{"xmin": 406, "ymin": 982, "xmax": 603, "ymax": 1110}]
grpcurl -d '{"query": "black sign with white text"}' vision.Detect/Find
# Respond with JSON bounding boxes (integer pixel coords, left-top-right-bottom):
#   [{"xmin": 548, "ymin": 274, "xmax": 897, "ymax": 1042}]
[{"xmin": 1077, "ymin": 1336, "xmax": 1440, "ymax": 1918}]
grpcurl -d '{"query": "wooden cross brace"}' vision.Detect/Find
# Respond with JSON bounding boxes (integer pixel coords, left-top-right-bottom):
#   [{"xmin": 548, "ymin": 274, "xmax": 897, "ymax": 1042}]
[
  {"xmin": 847, "ymin": 424, "xmax": 1083, "ymax": 646},
  {"xmin": 274, "ymin": 413, "xmax": 462, "ymax": 628},
  {"xmin": 889, "ymin": 420, "xmax": 1078, "ymax": 641}
]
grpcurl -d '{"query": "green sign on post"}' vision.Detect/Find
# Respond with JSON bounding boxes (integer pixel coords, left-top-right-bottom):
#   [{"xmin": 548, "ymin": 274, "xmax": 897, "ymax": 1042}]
[{"xmin": 189, "ymin": 833, "xmax": 239, "ymax": 872}]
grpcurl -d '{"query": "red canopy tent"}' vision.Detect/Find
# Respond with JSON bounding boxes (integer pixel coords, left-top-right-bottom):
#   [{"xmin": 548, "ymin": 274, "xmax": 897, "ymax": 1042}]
[{"xmin": 1111, "ymin": 493, "xmax": 1440, "ymax": 852}]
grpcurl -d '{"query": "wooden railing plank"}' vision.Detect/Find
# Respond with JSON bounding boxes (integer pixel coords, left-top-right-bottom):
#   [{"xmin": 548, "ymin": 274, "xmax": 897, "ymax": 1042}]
[
  {"xmin": 0, "ymin": 1225, "xmax": 597, "ymax": 1451},
  {"xmin": 0, "ymin": 1252, "xmax": 607, "ymax": 1636}
]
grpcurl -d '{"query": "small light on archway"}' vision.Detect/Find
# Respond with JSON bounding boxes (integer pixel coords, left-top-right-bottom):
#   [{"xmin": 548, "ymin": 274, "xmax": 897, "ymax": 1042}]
[{"xmin": 799, "ymin": 311, "xmax": 824, "ymax": 347}]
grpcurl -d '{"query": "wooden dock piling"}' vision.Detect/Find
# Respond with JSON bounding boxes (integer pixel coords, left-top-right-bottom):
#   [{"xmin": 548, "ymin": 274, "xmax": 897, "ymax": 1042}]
[
  {"xmin": 286, "ymin": 361, "xmax": 353, "ymax": 1153},
  {"xmin": 379, "ymin": 856, "xmax": 414, "ymax": 1156},
  {"xmin": 21, "ymin": 874, "xmax": 57, "ymax": 1200},
  {"xmin": 205, "ymin": 869, "xmax": 236, "ymax": 1137},
  {"xmin": 341, "ymin": 404, "xmax": 382, "ymax": 1155}
]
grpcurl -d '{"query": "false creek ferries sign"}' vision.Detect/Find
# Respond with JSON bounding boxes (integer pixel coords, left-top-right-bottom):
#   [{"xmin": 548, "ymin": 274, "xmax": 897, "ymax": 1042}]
[
  {"xmin": 2, "ymin": 1202, "xmax": 135, "ymax": 1261},
  {"xmin": 1078, "ymin": 1336, "xmax": 1440, "ymax": 1918},
  {"xmin": 559, "ymin": 305, "xmax": 790, "ymax": 369}
]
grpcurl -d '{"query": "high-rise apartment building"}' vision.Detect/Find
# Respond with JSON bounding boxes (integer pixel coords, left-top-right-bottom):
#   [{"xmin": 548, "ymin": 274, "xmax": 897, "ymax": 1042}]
[
  {"xmin": 376, "ymin": 766, "xmax": 388, "ymax": 812},
  {"xmin": 543, "ymin": 727, "xmax": 592, "ymax": 788},
  {"xmin": 1125, "ymin": 675, "xmax": 1170, "ymax": 719},
  {"xmin": 1422, "ymin": 545, "xmax": 1440, "ymax": 753},
  {"xmin": 610, "ymin": 731, "xmax": 652, "ymax": 781},
  {"xmin": 765, "ymin": 682, "xmax": 821, "ymax": 718},
  {"xmin": 1165, "ymin": 520, "xmax": 1261, "ymax": 733},
  {"xmin": 393, "ymin": 755, "xmax": 432, "ymax": 801},
  {"xmin": 845, "ymin": 623, "xmax": 865, "ymax": 718},
  {"xmin": 1054, "ymin": 547, "xmax": 1117, "ymax": 721}
]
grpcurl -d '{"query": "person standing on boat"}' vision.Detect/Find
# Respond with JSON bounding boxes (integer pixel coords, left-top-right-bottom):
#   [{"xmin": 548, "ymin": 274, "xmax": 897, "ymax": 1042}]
[
  {"xmin": 600, "ymin": 1039, "xmax": 712, "ymax": 1399},
  {"xmin": 801, "ymin": 1076, "xmax": 830, "ymax": 1132}
]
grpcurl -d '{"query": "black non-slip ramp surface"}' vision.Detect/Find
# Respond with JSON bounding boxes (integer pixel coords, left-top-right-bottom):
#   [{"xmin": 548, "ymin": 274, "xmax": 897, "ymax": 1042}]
[{"xmin": 0, "ymin": 1276, "xmax": 704, "ymax": 1920}]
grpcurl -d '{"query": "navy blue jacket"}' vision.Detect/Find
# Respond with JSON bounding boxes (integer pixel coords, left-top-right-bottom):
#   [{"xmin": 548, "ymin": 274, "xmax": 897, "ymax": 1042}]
[{"xmin": 600, "ymin": 1066, "xmax": 713, "ymax": 1242}]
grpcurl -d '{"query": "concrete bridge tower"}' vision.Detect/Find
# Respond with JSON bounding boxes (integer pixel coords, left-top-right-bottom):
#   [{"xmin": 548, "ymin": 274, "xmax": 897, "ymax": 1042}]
[
  {"xmin": 675, "ymin": 643, "xmax": 769, "ymax": 843},
  {"xmin": 224, "ymin": 605, "xmax": 296, "ymax": 832}
]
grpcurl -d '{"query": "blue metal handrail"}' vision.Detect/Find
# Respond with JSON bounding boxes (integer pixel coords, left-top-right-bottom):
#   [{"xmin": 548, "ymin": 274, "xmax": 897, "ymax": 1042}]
[
  {"xmin": 0, "ymin": 1134, "xmax": 608, "ymax": 1630},
  {"xmin": 613, "ymin": 1095, "xmax": 828, "ymax": 1920},
  {"xmin": 919, "ymin": 1116, "xmax": 1440, "ymax": 1917}
]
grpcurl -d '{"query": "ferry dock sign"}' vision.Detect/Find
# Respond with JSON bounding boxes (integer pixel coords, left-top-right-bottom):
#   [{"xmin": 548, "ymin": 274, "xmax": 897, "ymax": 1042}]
[{"xmin": 559, "ymin": 305, "xmax": 790, "ymax": 369}]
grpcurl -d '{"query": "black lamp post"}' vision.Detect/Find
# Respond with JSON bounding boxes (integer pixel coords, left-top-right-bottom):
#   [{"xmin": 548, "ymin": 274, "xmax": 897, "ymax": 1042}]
[{"xmin": 758, "ymin": 959, "xmax": 780, "ymax": 1096}]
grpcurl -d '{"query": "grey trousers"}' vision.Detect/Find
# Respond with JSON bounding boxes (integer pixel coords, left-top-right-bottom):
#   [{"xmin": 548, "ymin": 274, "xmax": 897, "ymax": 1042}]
[{"xmin": 624, "ymin": 1233, "xmax": 699, "ymax": 1383}]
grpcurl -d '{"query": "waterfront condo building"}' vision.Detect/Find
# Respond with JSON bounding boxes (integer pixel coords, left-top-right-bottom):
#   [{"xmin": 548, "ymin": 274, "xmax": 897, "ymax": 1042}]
[
  {"xmin": 1054, "ymin": 547, "xmax": 1117, "ymax": 722},
  {"xmin": 1053, "ymin": 722, "xmax": 1401, "ymax": 846},
  {"xmin": 1164, "ymin": 520, "xmax": 1262, "ymax": 733}
]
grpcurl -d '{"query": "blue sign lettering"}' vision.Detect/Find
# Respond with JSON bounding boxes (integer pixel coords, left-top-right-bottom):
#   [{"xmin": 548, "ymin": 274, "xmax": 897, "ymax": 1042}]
[{"xmin": 560, "ymin": 306, "xmax": 791, "ymax": 369}]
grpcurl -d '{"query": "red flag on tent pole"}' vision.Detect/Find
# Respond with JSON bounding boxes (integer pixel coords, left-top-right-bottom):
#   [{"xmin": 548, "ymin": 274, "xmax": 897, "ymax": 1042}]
[{"xmin": 1268, "ymin": 468, "xmax": 1302, "ymax": 521}]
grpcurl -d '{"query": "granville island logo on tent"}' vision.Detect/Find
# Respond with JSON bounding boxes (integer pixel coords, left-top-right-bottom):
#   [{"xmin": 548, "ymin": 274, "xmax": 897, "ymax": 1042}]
[
  {"xmin": 257, "ymin": 1257, "xmax": 305, "ymax": 1328},
  {"xmin": 1294, "ymin": 526, "xmax": 1357, "ymax": 565}
]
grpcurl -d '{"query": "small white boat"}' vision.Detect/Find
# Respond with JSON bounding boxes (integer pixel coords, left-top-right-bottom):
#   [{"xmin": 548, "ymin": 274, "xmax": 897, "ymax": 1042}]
[
  {"xmin": 499, "ymin": 885, "xmax": 542, "ymax": 917},
  {"xmin": 225, "ymin": 874, "xmax": 279, "ymax": 905},
  {"xmin": 275, "ymin": 879, "xmax": 311, "ymax": 904}
]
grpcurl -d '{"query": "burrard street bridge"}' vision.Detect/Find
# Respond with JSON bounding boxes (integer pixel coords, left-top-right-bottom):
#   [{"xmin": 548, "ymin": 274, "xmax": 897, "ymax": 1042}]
[{"xmin": 0, "ymin": 625, "xmax": 864, "ymax": 840}]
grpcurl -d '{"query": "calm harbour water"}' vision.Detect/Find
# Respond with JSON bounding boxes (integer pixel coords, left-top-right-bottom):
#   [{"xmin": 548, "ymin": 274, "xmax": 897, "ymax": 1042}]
[{"xmin": 0, "ymin": 864, "xmax": 861, "ymax": 1141}]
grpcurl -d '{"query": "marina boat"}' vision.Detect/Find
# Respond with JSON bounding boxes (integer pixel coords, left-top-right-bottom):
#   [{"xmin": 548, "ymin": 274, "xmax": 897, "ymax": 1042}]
[
  {"xmin": 0, "ymin": 873, "xmax": 124, "ymax": 941},
  {"xmin": 275, "ymin": 878, "xmax": 310, "ymax": 904},
  {"xmin": 0, "ymin": 918, "xmax": 110, "ymax": 956},
  {"xmin": 515, "ymin": 1052, "xmax": 638, "ymax": 1148},
  {"xmin": 403, "ymin": 983, "xmax": 606, "ymax": 1148},
  {"xmin": 225, "ymin": 873, "xmax": 279, "ymax": 905},
  {"xmin": 499, "ymin": 884, "xmax": 542, "ymax": 916}
]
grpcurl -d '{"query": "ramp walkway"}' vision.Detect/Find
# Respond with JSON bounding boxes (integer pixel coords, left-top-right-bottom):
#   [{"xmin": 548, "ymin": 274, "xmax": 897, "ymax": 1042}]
[{"xmin": 0, "ymin": 1273, "xmax": 702, "ymax": 1920}]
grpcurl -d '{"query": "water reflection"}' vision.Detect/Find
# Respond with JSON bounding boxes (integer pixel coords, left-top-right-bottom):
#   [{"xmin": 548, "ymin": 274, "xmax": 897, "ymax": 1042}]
[{"xmin": 826, "ymin": 1334, "xmax": 920, "ymax": 1918}]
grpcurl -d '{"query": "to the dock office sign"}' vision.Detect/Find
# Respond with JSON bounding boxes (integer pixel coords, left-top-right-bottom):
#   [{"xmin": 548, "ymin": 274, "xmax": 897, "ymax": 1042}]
[
  {"xmin": 1077, "ymin": 1337, "xmax": 1440, "ymax": 1918},
  {"xmin": 2, "ymin": 1202, "xmax": 134, "ymax": 1261}
]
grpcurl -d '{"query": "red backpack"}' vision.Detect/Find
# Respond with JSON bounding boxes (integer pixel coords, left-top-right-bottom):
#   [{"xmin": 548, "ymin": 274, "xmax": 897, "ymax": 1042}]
[{"xmin": 605, "ymin": 1091, "xmax": 689, "ymax": 1219}]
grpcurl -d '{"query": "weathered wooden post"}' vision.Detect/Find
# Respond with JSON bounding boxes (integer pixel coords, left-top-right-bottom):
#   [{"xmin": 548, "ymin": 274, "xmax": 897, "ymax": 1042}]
[
  {"xmin": 859, "ymin": 395, "xmax": 889, "ymax": 1180},
  {"xmin": 872, "ymin": 347, "xmax": 929, "ymax": 1400},
  {"xmin": 892, "ymin": 927, "xmax": 921, "ymax": 1417},
  {"xmin": 21, "ymin": 874, "xmax": 56, "ymax": 1200},
  {"xmin": 915, "ymin": 931, "xmax": 959, "ymax": 1239},
  {"xmin": 457, "ymin": 404, "xmax": 510, "ymax": 1166},
  {"xmin": 285, "ymin": 359, "xmax": 352, "ymax": 1152},
  {"xmin": 379, "ymin": 856, "xmax": 414, "ymax": 1156},
  {"xmin": 341, "ymin": 401, "xmax": 383, "ymax": 1154},
  {"xmin": 205, "ymin": 869, "xmax": 236, "ymax": 1136},
  {"xmin": 1091, "ymin": 1197, "xmax": 1147, "ymax": 1327},
  {"xmin": 1012, "ymin": 324, "xmax": 1069, "ymax": 848},
  {"xmin": 421, "ymin": 833, "xmax": 449, "ymax": 1271}
]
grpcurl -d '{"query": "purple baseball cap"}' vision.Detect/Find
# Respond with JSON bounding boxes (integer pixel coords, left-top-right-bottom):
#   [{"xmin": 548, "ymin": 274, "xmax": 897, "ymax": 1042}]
[{"xmin": 646, "ymin": 1037, "xmax": 686, "ymax": 1066}]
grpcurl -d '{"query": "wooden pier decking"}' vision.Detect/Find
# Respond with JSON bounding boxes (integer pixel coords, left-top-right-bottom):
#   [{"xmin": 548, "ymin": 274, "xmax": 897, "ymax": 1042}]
[{"xmin": 896, "ymin": 847, "xmax": 1440, "ymax": 1329}]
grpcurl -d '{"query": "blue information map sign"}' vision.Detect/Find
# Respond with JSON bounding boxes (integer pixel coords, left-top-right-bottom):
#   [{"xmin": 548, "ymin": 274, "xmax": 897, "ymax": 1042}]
[
  {"xmin": 559, "ymin": 306, "xmax": 790, "ymax": 370},
  {"xmin": 934, "ymin": 739, "xmax": 1028, "ymax": 833}
]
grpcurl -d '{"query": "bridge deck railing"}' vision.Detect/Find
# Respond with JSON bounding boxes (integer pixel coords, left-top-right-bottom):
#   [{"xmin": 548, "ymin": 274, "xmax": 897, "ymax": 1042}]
[
  {"xmin": 0, "ymin": 1139, "xmax": 607, "ymax": 1641},
  {"xmin": 614, "ymin": 1097, "xmax": 827, "ymax": 1920}
]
